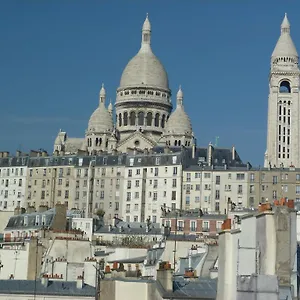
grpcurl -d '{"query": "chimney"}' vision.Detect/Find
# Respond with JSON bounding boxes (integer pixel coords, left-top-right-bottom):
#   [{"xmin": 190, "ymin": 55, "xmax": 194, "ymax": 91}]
[
  {"xmin": 216, "ymin": 223, "xmax": 237, "ymax": 300},
  {"xmin": 26, "ymin": 206, "xmax": 36, "ymax": 214},
  {"xmin": 119, "ymin": 226, "xmax": 123, "ymax": 233},
  {"xmin": 16, "ymin": 150, "xmax": 22, "ymax": 157},
  {"xmin": 157, "ymin": 262, "xmax": 173, "ymax": 292},
  {"xmin": 192, "ymin": 144, "xmax": 196, "ymax": 159},
  {"xmin": 258, "ymin": 202, "xmax": 272, "ymax": 212},
  {"xmin": 287, "ymin": 199, "xmax": 295, "ymax": 209},
  {"xmin": 164, "ymin": 147, "xmax": 171, "ymax": 154},
  {"xmin": 207, "ymin": 143, "xmax": 214, "ymax": 166},
  {"xmin": 41, "ymin": 274, "xmax": 49, "ymax": 287},
  {"xmin": 256, "ymin": 210, "xmax": 276, "ymax": 276},
  {"xmin": 38, "ymin": 205, "xmax": 48, "ymax": 213},
  {"xmin": 60, "ymin": 150, "xmax": 65, "ymax": 156},
  {"xmin": 232, "ymin": 145, "xmax": 236, "ymax": 161},
  {"xmin": 54, "ymin": 150, "xmax": 59, "ymax": 156},
  {"xmin": 76, "ymin": 275, "xmax": 83, "ymax": 289},
  {"xmin": 108, "ymin": 225, "xmax": 112, "ymax": 232},
  {"xmin": 14, "ymin": 207, "xmax": 21, "ymax": 216},
  {"xmin": 221, "ymin": 219, "xmax": 231, "ymax": 230},
  {"xmin": 42, "ymin": 151, "xmax": 48, "ymax": 157},
  {"xmin": 3, "ymin": 152, "xmax": 9, "ymax": 158}
]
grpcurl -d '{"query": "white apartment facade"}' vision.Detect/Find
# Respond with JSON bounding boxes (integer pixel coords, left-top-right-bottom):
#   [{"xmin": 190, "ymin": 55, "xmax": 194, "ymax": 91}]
[
  {"xmin": 0, "ymin": 154, "xmax": 28, "ymax": 211},
  {"xmin": 183, "ymin": 167, "xmax": 249, "ymax": 214},
  {"xmin": 122, "ymin": 153, "xmax": 183, "ymax": 224}
]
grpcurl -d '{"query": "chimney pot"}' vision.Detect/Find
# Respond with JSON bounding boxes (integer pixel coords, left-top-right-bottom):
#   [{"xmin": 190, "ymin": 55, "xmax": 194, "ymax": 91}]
[
  {"xmin": 221, "ymin": 219, "xmax": 231, "ymax": 230},
  {"xmin": 287, "ymin": 199, "xmax": 294, "ymax": 209}
]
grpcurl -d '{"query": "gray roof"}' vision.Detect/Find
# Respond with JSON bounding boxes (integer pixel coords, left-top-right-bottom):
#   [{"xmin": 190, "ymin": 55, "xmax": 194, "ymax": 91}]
[
  {"xmin": 0, "ymin": 280, "xmax": 95, "ymax": 297},
  {"xmin": 107, "ymin": 256, "xmax": 146, "ymax": 264},
  {"xmin": 96, "ymin": 220, "xmax": 162, "ymax": 235},
  {"xmin": 163, "ymin": 210, "xmax": 227, "ymax": 220},
  {"xmin": 158, "ymin": 278, "xmax": 217, "ymax": 299},
  {"xmin": 0, "ymin": 145, "xmax": 248, "ymax": 170},
  {"xmin": 0, "ymin": 156, "xmax": 29, "ymax": 168},
  {"xmin": 5, "ymin": 208, "xmax": 56, "ymax": 231}
]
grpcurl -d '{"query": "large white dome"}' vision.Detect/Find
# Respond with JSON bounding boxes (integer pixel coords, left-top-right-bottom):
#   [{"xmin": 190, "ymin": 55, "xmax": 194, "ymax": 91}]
[
  {"xmin": 120, "ymin": 51, "xmax": 169, "ymax": 90},
  {"xmin": 119, "ymin": 15, "xmax": 169, "ymax": 91}
]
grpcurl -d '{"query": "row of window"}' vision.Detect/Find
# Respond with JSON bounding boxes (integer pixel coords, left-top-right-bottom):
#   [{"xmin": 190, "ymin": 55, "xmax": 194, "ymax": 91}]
[
  {"xmin": 117, "ymin": 111, "xmax": 168, "ymax": 128},
  {"xmin": 126, "ymin": 190, "xmax": 177, "ymax": 201},
  {"xmin": 186, "ymin": 173, "xmax": 246, "ymax": 181},
  {"xmin": 0, "ymin": 168, "xmax": 24, "ymax": 176},
  {"xmin": 128, "ymin": 166, "xmax": 179, "ymax": 177},
  {"xmin": 119, "ymin": 89, "xmax": 168, "ymax": 98}
]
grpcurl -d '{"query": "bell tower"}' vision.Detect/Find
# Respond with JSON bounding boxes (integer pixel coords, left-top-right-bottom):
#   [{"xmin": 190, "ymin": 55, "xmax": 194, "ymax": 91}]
[{"xmin": 265, "ymin": 13, "xmax": 300, "ymax": 168}]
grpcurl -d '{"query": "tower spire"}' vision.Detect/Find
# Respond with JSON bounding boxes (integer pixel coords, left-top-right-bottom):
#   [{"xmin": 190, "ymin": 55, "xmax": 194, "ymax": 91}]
[
  {"xmin": 272, "ymin": 13, "xmax": 298, "ymax": 59},
  {"xmin": 176, "ymin": 85, "xmax": 183, "ymax": 106},
  {"xmin": 141, "ymin": 13, "xmax": 151, "ymax": 50},
  {"xmin": 99, "ymin": 83, "xmax": 106, "ymax": 105},
  {"xmin": 281, "ymin": 13, "xmax": 290, "ymax": 34}
]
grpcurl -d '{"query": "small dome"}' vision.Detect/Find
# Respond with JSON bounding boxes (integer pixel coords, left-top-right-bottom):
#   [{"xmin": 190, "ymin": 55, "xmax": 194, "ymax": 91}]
[
  {"xmin": 119, "ymin": 14, "xmax": 169, "ymax": 91},
  {"xmin": 164, "ymin": 86, "xmax": 192, "ymax": 136},
  {"xmin": 88, "ymin": 85, "xmax": 113, "ymax": 133}
]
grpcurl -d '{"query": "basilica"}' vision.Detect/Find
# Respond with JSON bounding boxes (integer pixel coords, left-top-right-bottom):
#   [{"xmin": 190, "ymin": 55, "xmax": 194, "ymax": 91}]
[{"xmin": 53, "ymin": 14, "xmax": 194, "ymax": 155}]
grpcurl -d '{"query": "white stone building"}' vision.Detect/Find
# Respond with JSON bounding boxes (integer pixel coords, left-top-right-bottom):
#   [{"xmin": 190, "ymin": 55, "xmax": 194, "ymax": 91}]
[
  {"xmin": 122, "ymin": 152, "xmax": 183, "ymax": 224},
  {"xmin": 0, "ymin": 153, "xmax": 28, "ymax": 211},
  {"xmin": 183, "ymin": 164, "xmax": 249, "ymax": 214},
  {"xmin": 265, "ymin": 14, "xmax": 300, "ymax": 168},
  {"xmin": 53, "ymin": 15, "xmax": 195, "ymax": 156}
]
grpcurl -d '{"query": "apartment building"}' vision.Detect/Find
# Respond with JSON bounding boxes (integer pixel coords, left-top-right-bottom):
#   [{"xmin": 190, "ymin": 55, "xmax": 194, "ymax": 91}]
[
  {"xmin": 25, "ymin": 155, "xmax": 76, "ymax": 209},
  {"xmin": 248, "ymin": 166, "xmax": 300, "ymax": 210},
  {"xmin": 0, "ymin": 152, "xmax": 28, "ymax": 210},
  {"xmin": 122, "ymin": 152, "xmax": 183, "ymax": 224},
  {"xmin": 73, "ymin": 154, "xmax": 126, "ymax": 223},
  {"xmin": 182, "ymin": 146, "xmax": 250, "ymax": 214}
]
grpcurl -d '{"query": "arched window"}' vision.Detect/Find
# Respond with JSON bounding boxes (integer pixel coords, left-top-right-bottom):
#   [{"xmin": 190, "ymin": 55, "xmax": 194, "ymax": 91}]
[
  {"xmin": 130, "ymin": 111, "xmax": 136, "ymax": 126},
  {"xmin": 95, "ymin": 138, "xmax": 99, "ymax": 146},
  {"xmin": 154, "ymin": 113, "xmax": 159, "ymax": 127},
  {"xmin": 119, "ymin": 113, "xmax": 122, "ymax": 127},
  {"xmin": 174, "ymin": 140, "xmax": 177, "ymax": 146},
  {"xmin": 124, "ymin": 112, "xmax": 128, "ymax": 126},
  {"xmin": 178, "ymin": 140, "xmax": 181, "ymax": 146},
  {"xmin": 99, "ymin": 138, "xmax": 102, "ymax": 145},
  {"xmin": 147, "ymin": 112, "xmax": 152, "ymax": 126},
  {"xmin": 161, "ymin": 115, "xmax": 166, "ymax": 128},
  {"xmin": 138, "ymin": 112, "xmax": 144, "ymax": 126},
  {"xmin": 279, "ymin": 81, "xmax": 291, "ymax": 93}
]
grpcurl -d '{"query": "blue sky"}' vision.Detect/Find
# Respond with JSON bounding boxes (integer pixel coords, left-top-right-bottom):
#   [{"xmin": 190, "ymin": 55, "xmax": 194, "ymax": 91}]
[{"xmin": 0, "ymin": 1, "xmax": 299, "ymax": 166}]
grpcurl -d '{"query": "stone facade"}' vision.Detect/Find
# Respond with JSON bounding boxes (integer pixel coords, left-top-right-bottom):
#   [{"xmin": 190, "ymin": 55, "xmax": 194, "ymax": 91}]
[
  {"xmin": 53, "ymin": 15, "xmax": 195, "ymax": 156},
  {"xmin": 265, "ymin": 14, "xmax": 300, "ymax": 168}
]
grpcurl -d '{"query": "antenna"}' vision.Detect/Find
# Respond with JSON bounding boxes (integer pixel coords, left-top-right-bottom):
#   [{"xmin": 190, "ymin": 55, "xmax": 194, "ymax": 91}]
[{"xmin": 215, "ymin": 136, "xmax": 219, "ymax": 147}]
